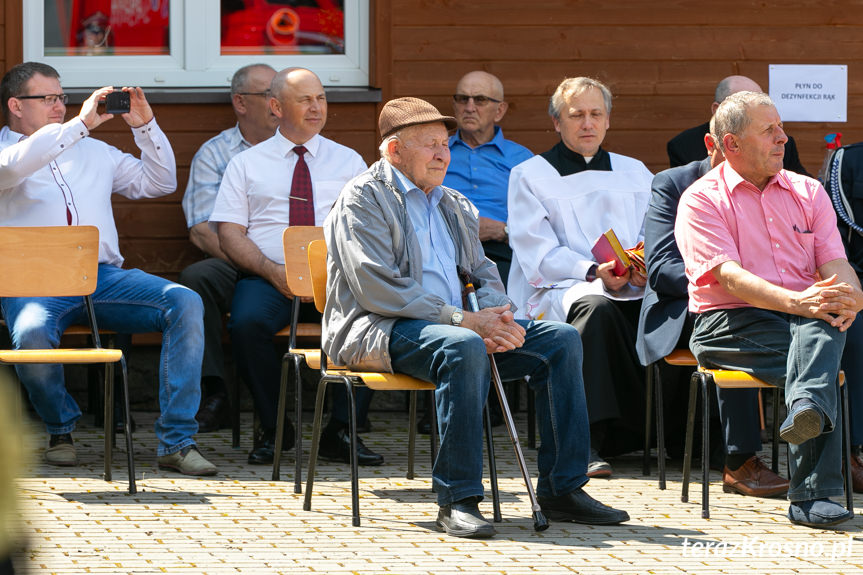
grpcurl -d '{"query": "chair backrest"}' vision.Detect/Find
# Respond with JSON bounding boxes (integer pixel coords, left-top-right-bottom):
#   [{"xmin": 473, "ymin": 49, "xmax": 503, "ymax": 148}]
[
  {"xmin": 308, "ymin": 239, "xmax": 328, "ymax": 313},
  {"xmin": 0, "ymin": 226, "xmax": 99, "ymax": 298},
  {"xmin": 282, "ymin": 226, "xmax": 324, "ymax": 299}
]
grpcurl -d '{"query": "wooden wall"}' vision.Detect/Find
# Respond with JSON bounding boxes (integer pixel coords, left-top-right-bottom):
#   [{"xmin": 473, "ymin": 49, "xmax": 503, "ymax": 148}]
[{"xmin": 3, "ymin": 0, "xmax": 863, "ymax": 279}]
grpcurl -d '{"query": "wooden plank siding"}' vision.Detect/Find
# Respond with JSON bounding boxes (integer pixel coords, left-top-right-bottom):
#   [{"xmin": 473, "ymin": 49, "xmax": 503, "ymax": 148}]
[{"xmin": 2, "ymin": 0, "xmax": 863, "ymax": 279}]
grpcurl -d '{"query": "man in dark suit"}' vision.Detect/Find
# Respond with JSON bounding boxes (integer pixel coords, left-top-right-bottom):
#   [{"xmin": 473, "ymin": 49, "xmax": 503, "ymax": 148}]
[
  {"xmin": 637, "ymin": 119, "xmax": 789, "ymax": 498},
  {"xmin": 667, "ymin": 75, "xmax": 808, "ymax": 174}
]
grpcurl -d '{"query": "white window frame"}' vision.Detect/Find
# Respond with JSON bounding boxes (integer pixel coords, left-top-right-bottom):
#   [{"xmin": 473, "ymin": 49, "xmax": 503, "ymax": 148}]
[{"xmin": 23, "ymin": 0, "xmax": 369, "ymax": 88}]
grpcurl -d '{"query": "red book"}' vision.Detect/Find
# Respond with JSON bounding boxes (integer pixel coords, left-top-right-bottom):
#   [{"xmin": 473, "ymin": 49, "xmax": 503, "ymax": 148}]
[{"xmin": 591, "ymin": 228, "xmax": 631, "ymax": 276}]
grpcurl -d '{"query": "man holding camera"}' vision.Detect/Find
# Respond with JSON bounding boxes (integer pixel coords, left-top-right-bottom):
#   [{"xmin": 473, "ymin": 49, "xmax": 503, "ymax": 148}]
[{"xmin": 0, "ymin": 61, "xmax": 216, "ymax": 476}]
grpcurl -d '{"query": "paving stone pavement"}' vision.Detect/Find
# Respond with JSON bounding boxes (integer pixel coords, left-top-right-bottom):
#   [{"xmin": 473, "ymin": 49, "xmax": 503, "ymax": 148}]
[{"xmin": 10, "ymin": 411, "xmax": 863, "ymax": 574}]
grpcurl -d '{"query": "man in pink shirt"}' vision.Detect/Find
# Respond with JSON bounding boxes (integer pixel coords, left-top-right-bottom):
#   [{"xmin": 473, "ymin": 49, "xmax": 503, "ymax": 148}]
[{"xmin": 676, "ymin": 91, "xmax": 863, "ymax": 528}]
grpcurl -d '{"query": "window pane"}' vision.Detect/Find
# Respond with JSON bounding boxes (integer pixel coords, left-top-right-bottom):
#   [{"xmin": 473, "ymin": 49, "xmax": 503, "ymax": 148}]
[
  {"xmin": 221, "ymin": 0, "xmax": 345, "ymax": 55},
  {"xmin": 43, "ymin": 0, "xmax": 171, "ymax": 57}
]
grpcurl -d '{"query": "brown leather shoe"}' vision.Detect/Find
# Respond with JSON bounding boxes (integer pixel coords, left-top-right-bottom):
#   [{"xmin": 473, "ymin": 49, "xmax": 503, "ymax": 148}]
[
  {"xmin": 722, "ymin": 455, "xmax": 789, "ymax": 497},
  {"xmin": 850, "ymin": 451, "xmax": 863, "ymax": 493}
]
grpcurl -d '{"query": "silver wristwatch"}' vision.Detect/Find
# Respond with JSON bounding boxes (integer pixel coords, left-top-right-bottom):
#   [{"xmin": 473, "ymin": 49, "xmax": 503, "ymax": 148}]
[{"xmin": 450, "ymin": 308, "xmax": 464, "ymax": 326}]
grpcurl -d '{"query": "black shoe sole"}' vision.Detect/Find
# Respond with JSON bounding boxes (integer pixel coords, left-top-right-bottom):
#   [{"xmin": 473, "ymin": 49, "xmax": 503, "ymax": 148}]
[
  {"xmin": 779, "ymin": 408, "xmax": 823, "ymax": 445},
  {"xmin": 434, "ymin": 519, "xmax": 496, "ymax": 538},
  {"xmin": 542, "ymin": 508, "xmax": 630, "ymax": 525},
  {"xmin": 318, "ymin": 451, "xmax": 384, "ymax": 467},
  {"xmin": 787, "ymin": 510, "xmax": 854, "ymax": 528}
]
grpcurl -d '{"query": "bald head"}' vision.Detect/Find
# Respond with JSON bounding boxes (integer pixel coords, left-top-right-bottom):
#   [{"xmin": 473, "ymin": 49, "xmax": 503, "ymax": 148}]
[
  {"xmin": 712, "ymin": 75, "xmax": 763, "ymax": 113},
  {"xmin": 452, "ymin": 71, "xmax": 508, "ymax": 147},
  {"xmin": 269, "ymin": 67, "xmax": 327, "ymax": 145}
]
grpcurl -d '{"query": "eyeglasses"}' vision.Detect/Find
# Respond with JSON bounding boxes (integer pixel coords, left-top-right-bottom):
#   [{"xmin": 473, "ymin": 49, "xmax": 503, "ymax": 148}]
[
  {"xmin": 15, "ymin": 93, "xmax": 68, "ymax": 106},
  {"xmin": 452, "ymin": 94, "xmax": 501, "ymax": 106},
  {"xmin": 235, "ymin": 91, "xmax": 269, "ymax": 97}
]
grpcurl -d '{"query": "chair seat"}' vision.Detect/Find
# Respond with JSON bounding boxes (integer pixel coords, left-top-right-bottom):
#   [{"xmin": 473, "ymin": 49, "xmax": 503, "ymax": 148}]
[
  {"xmin": 700, "ymin": 366, "xmax": 846, "ymax": 388},
  {"xmin": 0, "ymin": 348, "xmax": 123, "ymax": 364},
  {"xmin": 665, "ymin": 349, "xmax": 697, "ymax": 366},
  {"xmin": 326, "ymin": 369, "xmax": 436, "ymax": 391},
  {"xmin": 275, "ymin": 324, "xmax": 322, "ymax": 338}
]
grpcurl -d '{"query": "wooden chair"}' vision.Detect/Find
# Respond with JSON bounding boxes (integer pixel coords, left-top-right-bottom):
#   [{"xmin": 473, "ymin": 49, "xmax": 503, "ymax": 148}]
[
  {"xmin": 681, "ymin": 365, "xmax": 853, "ymax": 519},
  {"xmin": 643, "ymin": 349, "xmax": 698, "ymax": 489},
  {"xmin": 302, "ymin": 239, "xmax": 506, "ymax": 527},
  {"xmin": 0, "ymin": 226, "xmax": 136, "ymax": 494},
  {"xmin": 271, "ymin": 226, "xmax": 325, "ymax": 491}
]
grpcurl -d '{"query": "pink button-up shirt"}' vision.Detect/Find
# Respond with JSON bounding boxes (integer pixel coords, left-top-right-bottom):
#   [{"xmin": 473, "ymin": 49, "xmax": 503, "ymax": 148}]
[{"xmin": 675, "ymin": 162, "xmax": 847, "ymax": 313}]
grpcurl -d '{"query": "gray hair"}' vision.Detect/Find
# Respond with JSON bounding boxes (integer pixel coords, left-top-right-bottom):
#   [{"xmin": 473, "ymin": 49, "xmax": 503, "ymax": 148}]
[
  {"xmin": 1, "ymin": 61, "xmax": 60, "ymax": 118},
  {"xmin": 713, "ymin": 91, "xmax": 775, "ymax": 153},
  {"xmin": 379, "ymin": 131, "xmax": 401, "ymax": 160},
  {"xmin": 548, "ymin": 77, "xmax": 612, "ymax": 120},
  {"xmin": 230, "ymin": 63, "xmax": 275, "ymax": 95}
]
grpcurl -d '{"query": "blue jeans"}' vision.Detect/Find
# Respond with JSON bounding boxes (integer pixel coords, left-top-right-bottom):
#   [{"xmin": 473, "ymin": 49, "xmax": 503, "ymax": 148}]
[
  {"xmin": 389, "ymin": 319, "xmax": 590, "ymax": 506},
  {"xmin": 0, "ymin": 264, "xmax": 204, "ymax": 456},
  {"xmin": 691, "ymin": 308, "xmax": 845, "ymax": 502}
]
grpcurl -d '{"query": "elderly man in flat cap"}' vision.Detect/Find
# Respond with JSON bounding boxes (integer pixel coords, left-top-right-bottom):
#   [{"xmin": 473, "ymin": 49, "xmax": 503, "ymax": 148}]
[{"xmin": 323, "ymin": 97, "xmax": 629, "ymax": 538}]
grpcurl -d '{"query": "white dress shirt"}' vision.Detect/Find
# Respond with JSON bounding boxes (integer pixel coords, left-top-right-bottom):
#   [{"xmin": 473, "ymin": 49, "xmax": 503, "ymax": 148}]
[
  {"xmin": 210, "ymin": 131, "xmax": 366, "ymax": 264},
  {"xmin": 0, "ymin": 117, "xmax": 177, "ymax": 266},
  {"xmin": 507, "ymin": 152, "xmax": 653, "ymax": 321}
]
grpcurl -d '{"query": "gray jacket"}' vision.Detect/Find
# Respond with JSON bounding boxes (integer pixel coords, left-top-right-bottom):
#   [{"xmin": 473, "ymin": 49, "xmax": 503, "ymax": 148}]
[{"xmin": 323, "ymin": 159, "xmax": 511, "ymax": 372}]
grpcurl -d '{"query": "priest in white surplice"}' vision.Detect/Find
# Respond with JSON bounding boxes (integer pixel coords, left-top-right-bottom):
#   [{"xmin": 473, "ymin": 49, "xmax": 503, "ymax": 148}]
[{"xmin": 507, "ymin": 77, "xmax": 653, "ymax": 478}]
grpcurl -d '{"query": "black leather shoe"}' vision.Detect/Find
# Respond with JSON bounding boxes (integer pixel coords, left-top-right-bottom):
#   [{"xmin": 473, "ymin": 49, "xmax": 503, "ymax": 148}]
[
  {"xmin": 538, "ymin": 488, "xmax": 629, "ymax": 525},
  {"xmin": 319, "ymin": 427, "xmax": 384, "ymax": 466},
  {"xmin": 196, "ymin": 392, "xmax": 231, "ymax": 433},
  {"xmin": 435, "ymin": 497, "xmax": 496, "ymax": 538},
  {"xmin": 247, "ymin": 423, "xmax": 295, "ymax": 465}
]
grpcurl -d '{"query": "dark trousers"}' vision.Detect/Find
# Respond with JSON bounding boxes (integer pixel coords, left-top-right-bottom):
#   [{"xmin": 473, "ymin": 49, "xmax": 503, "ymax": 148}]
[
  {"xmin": 567, "ymin": 295, "xmax": 644, "ymax": 454},
  {"xmin": 229, "ymin": 275, "xmax": 370, "ymax": 430},
  {"xmin": 482, "ymin": 240, "xmax": 512, "ymax": 289},
  {"xmin": 840, "ymin": 315, "xmax": 863, "ymax": 446}
]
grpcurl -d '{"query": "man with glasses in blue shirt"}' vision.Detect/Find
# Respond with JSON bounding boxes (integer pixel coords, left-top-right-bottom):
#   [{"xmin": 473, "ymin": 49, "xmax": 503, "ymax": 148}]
[{"xmin": 444, "ymin": 71, "xmax": 532, "ymax": 289}]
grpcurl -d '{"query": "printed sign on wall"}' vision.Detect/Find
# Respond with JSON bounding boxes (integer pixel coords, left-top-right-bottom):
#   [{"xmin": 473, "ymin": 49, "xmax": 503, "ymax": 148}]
[{"xmin": 769, "ymin": 65, "xmax": 847, "ymax": 122}]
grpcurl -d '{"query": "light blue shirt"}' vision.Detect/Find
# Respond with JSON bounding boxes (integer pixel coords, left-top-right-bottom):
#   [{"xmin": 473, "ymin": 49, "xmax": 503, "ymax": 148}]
[
  {"xmin": 444, "ymin": 127, "xmax": 533, "ymax": 223},
  {"xmin": 392, "ymin": 165, "xmax": 462, "ymax": 307},
  {"xmin": 182, "ymin": 124, "xmax": 252, "ymax": 228}
]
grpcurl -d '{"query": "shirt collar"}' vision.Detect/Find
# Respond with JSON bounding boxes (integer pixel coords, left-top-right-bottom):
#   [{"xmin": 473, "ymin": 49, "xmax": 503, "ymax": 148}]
[
  {"xmin": 721, "ymin": 161, "xmax": 790, "ymax": 194},
  {"xmin": 274, "ymin": 130, "xmax": 322, "ymax": 158},
  {"xmin": 449, "ymin": 126, "xmax": 504, "ymax": 152}
]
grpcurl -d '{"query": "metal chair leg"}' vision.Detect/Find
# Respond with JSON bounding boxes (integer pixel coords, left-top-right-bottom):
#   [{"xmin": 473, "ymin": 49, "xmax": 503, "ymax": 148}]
[
  {"xmin": 104, "ymin": 361, "xmax": 114, "ymax": 483},
  {"xmin": 643, "ymin": 364, "xmax": 654, "ymax": 476},
  {"xmin": 293, "ymin": 355, "xmax": 304, "ymax": 495},
  {"xmin": 303, "ymin": 379, "xmax": 330, "ymax": 512},
  {"xmin": 655, "ymin": 363, "xmax": 667, "ymax": 490},
  {"xmin": 272, "ymin": 353, "xmax": 291, "ymax": 482},
  {"xmin": 231, "ymin": 364, "xmax": 241, "ymax": 449},
  {"xmin": 407, "ymin": 390, "xmax": 417, "ymax": 480},
  {"xmin": 118, "ymin": 356, "xmax": 136, "ymax": 494},
  {"xmin": 681, "ymin": 371, "xmax": 700, "ymax": 503},
  {"xmin": 842, "ymin": 379, "xmax": 854, "ymax": 514},
  {"xmin": 484, "ymin": 403, "xmax": 502, "ymax": 523},
  {"xmin": 771, "ymin": 388, "xmax": 780, "ymax": 474},
  {"xmin": 700, "ymin": 373, "xmax": 711, "ymax": 519},
  {"xmin": 346, "ymin": 380, "xmax": 360, "ymax": 527}
]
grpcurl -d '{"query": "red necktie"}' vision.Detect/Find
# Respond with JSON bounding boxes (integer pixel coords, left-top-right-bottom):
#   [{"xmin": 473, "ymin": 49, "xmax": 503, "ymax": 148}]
[{"xmin": 289, "ymin": 146, "xmax": 314, "ymax": 226}]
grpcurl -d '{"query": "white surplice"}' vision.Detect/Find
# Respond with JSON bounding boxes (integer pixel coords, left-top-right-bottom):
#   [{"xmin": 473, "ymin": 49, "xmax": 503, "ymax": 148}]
[{"xmin": 507, "ymin": 152, "xmax": 653, "ymax": 321}]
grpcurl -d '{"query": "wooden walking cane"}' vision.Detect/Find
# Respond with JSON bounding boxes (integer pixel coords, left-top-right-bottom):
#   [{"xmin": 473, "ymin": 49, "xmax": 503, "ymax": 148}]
[{"xmin": 458, "ymin": 268, "xmax": 549, "ymax": 532}]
